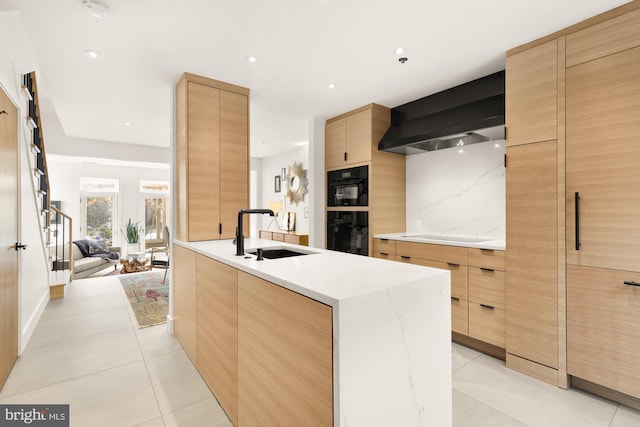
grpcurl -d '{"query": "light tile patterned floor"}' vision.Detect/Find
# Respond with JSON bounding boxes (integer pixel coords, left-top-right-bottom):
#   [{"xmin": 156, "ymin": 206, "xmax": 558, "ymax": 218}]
[{"xmin": 1, "ymin": 273, "xmax": 639, "ymax": 426}]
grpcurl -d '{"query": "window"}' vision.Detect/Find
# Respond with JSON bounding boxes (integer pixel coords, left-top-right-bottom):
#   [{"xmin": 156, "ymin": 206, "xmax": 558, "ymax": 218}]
[
  {"xmin": 80, "ymin": 178, "xmax": 119, "ymax": 246},
  {"xmin": 140, "ymin": 181, "xmax": 169, "ymax": 246}
]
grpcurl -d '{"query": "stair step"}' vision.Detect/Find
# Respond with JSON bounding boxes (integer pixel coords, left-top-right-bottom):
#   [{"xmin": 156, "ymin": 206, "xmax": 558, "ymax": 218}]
[
  {"xmin": 30, "ymin": 143, "xmax": 41, "ymax": 155},
  {"xmin": 27, "ymin": 117, "xmax": 37, "ymax": 130},
  {"xmin": 21, "ymin": 85, "xmax": 33, "ymax": 101},
  {"xmin": 50, "ymin": 269, "xmax": 72, "ymax": 300}
]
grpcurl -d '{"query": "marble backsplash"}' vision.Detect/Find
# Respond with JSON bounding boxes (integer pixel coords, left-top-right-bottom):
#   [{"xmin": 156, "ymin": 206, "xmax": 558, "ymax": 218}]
[{"xmin": 405, "ymin": 140, "xmax": 505, "ymax": 239}]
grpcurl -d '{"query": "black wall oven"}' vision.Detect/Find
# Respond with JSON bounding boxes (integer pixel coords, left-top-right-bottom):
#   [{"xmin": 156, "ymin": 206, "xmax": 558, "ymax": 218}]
[
  {"xmin": 327, "ymin": 165, "xmax": 368, "ymax": 207},
  {"xmin": 327, "ymin": 211, "xmax": 368, "ymax": 256}
]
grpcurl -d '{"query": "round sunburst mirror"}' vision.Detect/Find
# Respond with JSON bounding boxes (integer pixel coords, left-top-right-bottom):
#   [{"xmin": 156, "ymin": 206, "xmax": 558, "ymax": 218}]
[{"xmin": 286, "ymin": 161, "xmax": 308, "ymax": 205}]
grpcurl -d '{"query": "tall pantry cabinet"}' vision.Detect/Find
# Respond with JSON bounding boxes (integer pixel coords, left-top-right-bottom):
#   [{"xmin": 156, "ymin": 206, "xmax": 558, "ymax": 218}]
[
  {"xmin": 505, "ymin": 39, "xmax": 565, "ymax": 386},
  {"xmin": 175, "ymin": 73, "xmax": 249, "ymax": 242},
  {"xmin": 564, "ymin": 9, "xmax": 640, "ymax": 401},
  {"xmin": 506, "ymin": 2, "xmax": 640, "ymax": 401}
]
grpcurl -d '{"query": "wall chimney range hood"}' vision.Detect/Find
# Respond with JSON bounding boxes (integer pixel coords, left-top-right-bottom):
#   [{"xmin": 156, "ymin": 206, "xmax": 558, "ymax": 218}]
[{"xmin": 378, "ymin": 71, "xmax": 505, "ymax": 155}]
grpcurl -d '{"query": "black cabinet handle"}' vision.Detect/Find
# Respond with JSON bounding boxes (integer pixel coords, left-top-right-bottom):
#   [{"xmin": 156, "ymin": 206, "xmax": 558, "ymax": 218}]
[
  {"xmin": 480, "ymin": 304, "xmax": 495, "ymax": 310},
  {"xmin": 480, "ymin": 248, "xmax": 495, "ymax": 253},
  {"xmin": 401, "ymin": 255, "xmax": 411, "ymax": 260},
  {"xmin": 344, "ymin": 152, "xmax": 347, "ymax": 161},
  {"xmin": 623, "ymin": 281, "xmax": 640, "ymax": 287},
  {"xmin": 219, "ymin": 223, "xmax": 222, "ymax": 234},
  {"xmin": 451, "ymin": 297, "xmax": 460, "ymax": 301},
  {"xmin": 380, "ymin": 238, "xmax": 388, "ymax": 241},
  {"xmin": 447, "ymin": 262, "xmax": 460, "ymax": 267},
  {"xmin": 380, "ymin": 252, "xmax": 389, "ymax": 256},
  {"xmin": 575, "ymin": 192, "xmax": 581, "ymax": 251},
  {"xmin": 480, "ymin": 267, "xmax": 495, "ymax": 272}
]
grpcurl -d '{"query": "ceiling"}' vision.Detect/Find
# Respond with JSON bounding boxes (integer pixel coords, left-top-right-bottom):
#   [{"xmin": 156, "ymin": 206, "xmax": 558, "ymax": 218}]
[{"xmin": 1, "ymin": 0, "xmax": 631, "ymax": 158}]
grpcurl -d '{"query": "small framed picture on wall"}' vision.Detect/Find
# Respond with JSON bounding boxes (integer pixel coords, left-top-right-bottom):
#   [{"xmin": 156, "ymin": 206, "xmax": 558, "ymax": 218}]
[{"xmin": 274, "ymin": 175, "xmax": 281, "ymax": 193}]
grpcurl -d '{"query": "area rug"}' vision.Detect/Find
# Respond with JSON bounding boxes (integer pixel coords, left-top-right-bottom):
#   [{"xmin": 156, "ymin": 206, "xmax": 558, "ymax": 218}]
[{"xmin": 119, "ymin": 271, "xmax": 168, "ymax": 328}]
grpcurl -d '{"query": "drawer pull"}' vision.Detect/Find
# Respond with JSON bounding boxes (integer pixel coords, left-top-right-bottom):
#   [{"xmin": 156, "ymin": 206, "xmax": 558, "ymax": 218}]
[
  {"xmin": 480, "ymin": 267, "xmax": 495, "ymax": 272},
  {"xmin": 401, "ymin": 255, "xmax": 411, "ymax": 260},
  {"xmin": 451, "ymin": 297, "xmax": 460, "ymax": 301},
  {"xmin": 380, "ymin": 252, "xmax": 389, "ymax": 256},
  {"xmin": 447, "ymin": 262, "xmax": 460, "ymax": 267},
  {"xmin": 623, "ymin": 281, "xmax": 640, "ymax": 287},
  {"xmin": 480, "ymin": 304, "xmax": 495, "ymax": 310},
  {"xmin": 380, "ymin": 238, "xmax": 389, "ymax": 241},
  {"xmin": 480, "ymin": 248, "xmax": 495, "ymax": 253}
]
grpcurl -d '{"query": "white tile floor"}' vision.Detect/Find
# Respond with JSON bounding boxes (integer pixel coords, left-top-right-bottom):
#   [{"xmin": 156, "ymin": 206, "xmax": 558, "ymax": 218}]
[{"xmin": 1, "ymin": 273, "xmax": 639, "ymax": 426}]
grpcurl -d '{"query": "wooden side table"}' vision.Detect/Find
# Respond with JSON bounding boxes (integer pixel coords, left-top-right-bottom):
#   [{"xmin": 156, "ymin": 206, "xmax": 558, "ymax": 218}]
[{"xmin": 120, "ymin": 257, "xmax": 151, "ymax": 274}]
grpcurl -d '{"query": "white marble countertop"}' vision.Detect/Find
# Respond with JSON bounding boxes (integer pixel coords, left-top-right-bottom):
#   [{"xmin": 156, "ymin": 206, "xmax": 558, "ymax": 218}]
[
  {"xmin": 174, "ymin": 237, "xmax": 450, "ymax": 306},
  {"xmin": 374, "ymin": 232, "xmax": 506, "ymax": 251}
]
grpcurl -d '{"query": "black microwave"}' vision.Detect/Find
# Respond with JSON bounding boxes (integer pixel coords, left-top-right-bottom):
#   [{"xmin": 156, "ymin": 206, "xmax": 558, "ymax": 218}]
[{"xmin": 327, "ymin": 165, "xmax": 368, "ymax": 207}]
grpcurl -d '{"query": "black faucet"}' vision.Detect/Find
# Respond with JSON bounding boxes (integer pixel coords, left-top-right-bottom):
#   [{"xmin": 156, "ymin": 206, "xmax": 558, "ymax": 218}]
[{"xmin": 235, "ymin": 209, "xmax": 275, "ymax": 256}]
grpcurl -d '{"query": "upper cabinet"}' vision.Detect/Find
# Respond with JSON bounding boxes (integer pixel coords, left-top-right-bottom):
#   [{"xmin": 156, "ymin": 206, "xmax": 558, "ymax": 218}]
[
  {"xmin": 566, "ymin": 8, "xmax": 640, "ymax": 67},
  {"xmin": 505, "ymin": 40, "xmax": 558, "ymax": 147},
  {"xmin": 325, "ymin": 104, "xmax": 388, "ymax": 169},
  {"xmin": 176, "ymin": 73, "xmax": 249, "ymax": 242}
]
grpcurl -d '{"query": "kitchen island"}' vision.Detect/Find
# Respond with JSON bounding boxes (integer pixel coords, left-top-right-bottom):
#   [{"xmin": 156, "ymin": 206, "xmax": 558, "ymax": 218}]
[{"xmin": 172, "ymin": 238, "xmax": 451, "ymax": 427}]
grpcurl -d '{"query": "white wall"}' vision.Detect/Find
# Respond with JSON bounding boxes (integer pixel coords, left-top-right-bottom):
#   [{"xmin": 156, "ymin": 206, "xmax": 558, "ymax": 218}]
[
  {"xmin": 47, "ymin": 159, "xmax": 170, "ymax": 248},
  {"xmin": 406, "ymin": 141, "xmax": 506, "ymax": 239},
  {"xmin": 1, "ymin": 10, "xmax": 51, "ymax": 353},
  {"xmin": 257, "ymin": 146, "xmax": 310, "ymax": 234}
]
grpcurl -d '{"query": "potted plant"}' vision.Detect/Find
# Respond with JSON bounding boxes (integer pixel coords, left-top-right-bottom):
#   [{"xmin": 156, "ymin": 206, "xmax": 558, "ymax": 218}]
[{"xmin": 121, "ymin": 218, "xmax": 143, "ymax": 256}]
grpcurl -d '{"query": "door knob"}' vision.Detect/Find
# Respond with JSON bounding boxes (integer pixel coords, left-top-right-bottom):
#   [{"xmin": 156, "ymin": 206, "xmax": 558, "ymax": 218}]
[{"xmin": 15, "ymin": 242, "xmax": 27, "ymax": 251}]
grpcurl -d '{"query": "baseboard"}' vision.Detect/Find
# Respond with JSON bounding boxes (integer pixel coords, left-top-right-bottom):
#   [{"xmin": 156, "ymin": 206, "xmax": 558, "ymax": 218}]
[
  {"xmin": 20, "ymin": 287, "xmax": 49, "ymax": 354},
  {"xmin": 571, "ymin": 377, "xmax": 640, "ymax": 410},
  {"xmin": 452, "ymin": 332, "xmax": 506, "ymax": 361},
  {"xmin": 166, "ymin": 315, "xmax": 174, "ymax": 334}
]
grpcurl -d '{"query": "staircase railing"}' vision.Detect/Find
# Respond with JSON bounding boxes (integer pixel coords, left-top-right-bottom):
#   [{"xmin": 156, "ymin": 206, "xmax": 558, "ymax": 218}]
[
  {"xmin": 22, "ymin": 71, "xmax": 50, "ymax": 229},
  {"xmin": 50, "ymin": 206, "xmax": 73, "ymax": 274}
]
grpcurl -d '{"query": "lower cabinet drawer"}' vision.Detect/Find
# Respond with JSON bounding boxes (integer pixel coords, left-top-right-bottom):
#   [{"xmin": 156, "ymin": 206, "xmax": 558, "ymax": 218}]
[
  {"xmin": 271, "ymin": 232, "xmax": 284, "ymax": 242},
  {"xmin": 469, "ymin": 302, "xmax": 505, "ymax": 348},
  {"xmin": 451, "ymin": 297, "xmax": 469, "ymax": 335},
  {"xmin": 373, "ymin": 252, "xmax": 395, "ymax": 261}
]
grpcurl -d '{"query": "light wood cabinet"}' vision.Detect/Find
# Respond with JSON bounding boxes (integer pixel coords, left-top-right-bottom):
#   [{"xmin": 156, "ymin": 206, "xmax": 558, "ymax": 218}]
[
  {"xmin": 396, "ymin": 241, "xmax": 470, "ymax": 335},
  {"xmin": 172, "ymin": 245, "xmax": 197, "ymax": 362},
  {"xmin": 505, "ymin": 40, "xmax": 558, "ymax": 147},
  {"xmin": 505, "ymin": 141, "xmax": 558, "ymax": 370},
  {"xmin": 372, "ymin": 238, "xmax": 396, "ymax": 260},
  {"xmin": 259, "ymin": 230, "xmax": 309, "ymax": 246},
  {"xmin": 567, "ymin": 265, "xmax": 640, "ymax": 399},
  {"xmin": 326, "ymin": 104, "xmax": 405, "ymax": 255},
  {"xmin": 566, "ymin": 8, "xmax": 640, "ymax": 67},
  {"xmin": 325, "ymin": 105, "xmax": 377, "ymax": 169},
  {"xmin": 566, "ymin": 46, "xmax": 640, "ymax": 273},
  {"xmin": 196, "ymin": 255, "xmax": 238, "ymax": 425},
  {"xmin": 237, "ymin": 271, "xmax": 333, "ymax": 426},
  {"xmin": 176, "ymin": 73, "xmax": 249, "ymax": 242},
  {"xmin": 565, "ymin": 27, "xmax": 640, "ymax": 400},
  {"xmin": 469, "ymin": 249, "xmax": 506, "ymax": 348},
  {"xmin": 504, "ymin": 1, "xmax": 640, "ymax": 397}
]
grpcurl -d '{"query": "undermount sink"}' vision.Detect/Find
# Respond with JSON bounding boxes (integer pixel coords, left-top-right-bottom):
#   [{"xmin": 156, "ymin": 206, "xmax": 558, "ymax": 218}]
[
  {"xmin": 246, "ymin": 248, "xmax": 309, "ymax": 259},
  {"xmin": 402, "ymin": 234, "xmax": 491, "ymax": 243}
]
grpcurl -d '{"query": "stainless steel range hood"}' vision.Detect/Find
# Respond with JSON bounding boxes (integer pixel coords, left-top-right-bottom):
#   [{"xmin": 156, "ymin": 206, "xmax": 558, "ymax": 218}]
[{"xmin": 378, "ymin": 71, "xmax": 505, "ymax": 155}]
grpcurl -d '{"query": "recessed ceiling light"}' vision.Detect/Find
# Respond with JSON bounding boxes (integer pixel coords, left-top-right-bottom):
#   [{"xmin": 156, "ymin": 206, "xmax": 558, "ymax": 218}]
[
  {"xmin": 84, "ymin": 50, "xmax": 100, "ymax": 59},
  {"xmin": 81, "ymin": 0, "xmax": 109, "ymax": 18},
  {"xmin": 328, "ymin": 83, "xmax": 336, "ymax": 90},
  {"xmin": 261, "ymin": 141, "xmax": 268, "ymax": 145},
  {"xmin": 247, "ymin": 56, "xmax": 258, "ymax": 63},
  {"xmin": 494, "ymin": 142, "xmax": 501, "ymax": 148},
  {"xmin": 395, "ymin": 47, "xmax": 405, "ymax": 55},
  {"xmin": 123, "ymin": 122, "xmax": 131, "ymax": 126}
]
